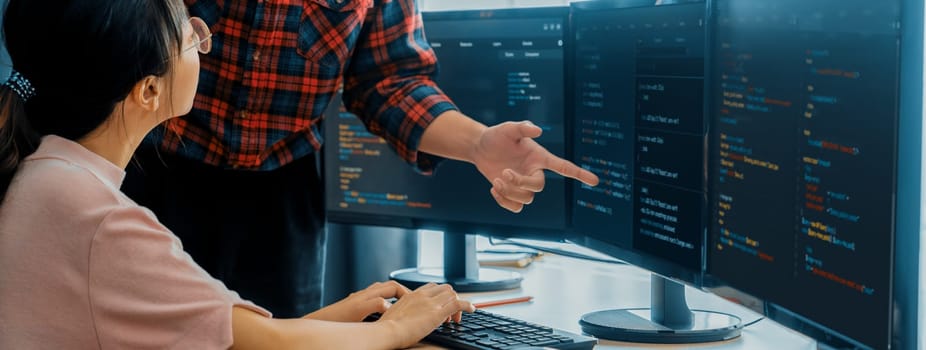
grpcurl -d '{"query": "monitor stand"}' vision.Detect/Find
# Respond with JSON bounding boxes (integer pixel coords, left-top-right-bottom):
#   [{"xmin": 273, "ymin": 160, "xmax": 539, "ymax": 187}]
[
  {"xmin": 390, "ymin": 233, "xmax": 522, "ymax": 292},
  {"xmin": 580, "ymin": 274, "xmax": 743, "ymax": 343}
]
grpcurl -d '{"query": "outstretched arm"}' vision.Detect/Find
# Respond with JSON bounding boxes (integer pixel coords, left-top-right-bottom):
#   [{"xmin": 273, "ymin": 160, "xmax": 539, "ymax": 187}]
[
  {"xmin": 419, "ymin": 111, "xmax": 600, "ymax": 213},
  {"xmin": 343, "ymin": 0, "xmax": 457, "ymax": 174},
  {"xmin": 342, "ymin": 0, "xmax": 599, "ymax": 211}
]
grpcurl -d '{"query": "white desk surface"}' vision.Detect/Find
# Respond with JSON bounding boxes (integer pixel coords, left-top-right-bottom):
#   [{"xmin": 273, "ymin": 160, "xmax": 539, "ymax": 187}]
[{"xmin": 413, "ymin": 252, "xmax": 816, "ymax": 349}]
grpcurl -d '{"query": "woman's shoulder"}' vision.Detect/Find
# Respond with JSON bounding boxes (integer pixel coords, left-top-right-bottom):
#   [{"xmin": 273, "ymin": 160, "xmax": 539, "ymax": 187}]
[{"xmin": 7, "ymin": 157, "xmax": 124, "ymax": 220}]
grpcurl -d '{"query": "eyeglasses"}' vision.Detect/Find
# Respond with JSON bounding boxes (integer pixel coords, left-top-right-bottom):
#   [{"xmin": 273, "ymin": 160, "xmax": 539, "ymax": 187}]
[{"xmin": 183, "ymin": 17, "xmax": 212, "ymax": 55}]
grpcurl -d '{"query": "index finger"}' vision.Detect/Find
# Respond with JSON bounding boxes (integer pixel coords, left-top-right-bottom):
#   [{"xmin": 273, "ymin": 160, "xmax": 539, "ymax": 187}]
[
  {"xmin": 543, "ymin": 155, "xmax": 600, "ymax": 186},
  {"xmin": 373, "ymin": 280, "xmax": 412, "ymax": 299}
]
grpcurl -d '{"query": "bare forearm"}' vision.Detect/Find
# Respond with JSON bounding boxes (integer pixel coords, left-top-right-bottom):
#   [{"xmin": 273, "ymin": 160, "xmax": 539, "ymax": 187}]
[
  {"xmin": 418, "ymin": 110, "xmax": 486, "ymax": 164},
  {"xmin": 231, "ymin": 306, "xmax": 402, "ymax": 350}
]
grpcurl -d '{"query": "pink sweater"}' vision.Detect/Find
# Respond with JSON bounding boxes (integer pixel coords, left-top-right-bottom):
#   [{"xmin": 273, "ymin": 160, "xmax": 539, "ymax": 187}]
[{"xmin": 0, "ymin": 135, "xmax": 270, "ymax": 349}]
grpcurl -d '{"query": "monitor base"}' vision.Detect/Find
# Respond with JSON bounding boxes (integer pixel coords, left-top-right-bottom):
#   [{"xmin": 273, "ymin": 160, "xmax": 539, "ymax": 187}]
[
  {"xmin": 390, "ymin": 267, "xmax": 522, "ymax": 292},
  {"xmin": 581, "ymin": 274, "xmax": 743, "ymax": 343},
  {"xmin": 580, "ymin": 308, "xmax": 742, "ymax": 343}
]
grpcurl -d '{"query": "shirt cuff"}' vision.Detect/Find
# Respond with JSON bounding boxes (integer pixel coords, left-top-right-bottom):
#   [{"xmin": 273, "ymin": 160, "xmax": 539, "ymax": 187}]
[
  {"xmin": 229, "ymin": 291, "xmax": 273, "ymax": 318},
  {"xmin": 395, "ymin": 85, "xmax": 459, "ymax": 174}
]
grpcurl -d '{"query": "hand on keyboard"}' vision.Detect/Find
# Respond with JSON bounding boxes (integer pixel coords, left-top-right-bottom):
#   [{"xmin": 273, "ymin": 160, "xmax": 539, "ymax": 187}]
[
  {"xmin": 303, "ymin": 280, "xmax": 413, "ymax": 322},
  {"xmin": 358, "ymin": 285, "xmax": 596, "ymax": 349},
  {"xmin": 376, "ymin": 283, "xmax": 476, "ymax": 348},
  {"xmin": 426, "ymin": 309, "xmax": 597, "ymax": 350}
]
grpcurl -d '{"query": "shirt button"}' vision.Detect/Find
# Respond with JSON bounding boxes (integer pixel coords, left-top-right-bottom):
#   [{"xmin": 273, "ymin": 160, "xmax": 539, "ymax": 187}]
[
  {"xmin": 335, "ymin": 0, "xmax": 344, "ymax": 3},
  {"xmin": 252, "ymin": 50, "xmax": 260, "ymax": 62},
  {"xmin": 239, "ymin": 110, "xmax": 249, "ymax": 119}
]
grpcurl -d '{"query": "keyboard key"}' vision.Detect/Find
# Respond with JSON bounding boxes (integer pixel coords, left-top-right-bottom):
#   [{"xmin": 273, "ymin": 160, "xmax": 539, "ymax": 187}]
[
  {"xmin": 424, "ymin": 309, "xmax": 596, "ymax": 350},
  {"xmin": 529, "ymin": 339, "xmax": 562, "ymax": 347}
]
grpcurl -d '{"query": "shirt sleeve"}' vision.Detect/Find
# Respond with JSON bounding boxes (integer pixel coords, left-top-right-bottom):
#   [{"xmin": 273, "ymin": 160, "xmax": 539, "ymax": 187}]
[
  {"xmin": 88, "ymin": 206, "xmax": 271, "ymax": 349},
  {"xmin": 343, "ymin": 0, "xmax": 459, "ymax": 174}
]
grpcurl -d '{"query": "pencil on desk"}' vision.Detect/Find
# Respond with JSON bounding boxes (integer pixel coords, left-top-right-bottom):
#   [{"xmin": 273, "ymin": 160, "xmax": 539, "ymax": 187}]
[{"xmin": 473, "ymin": 296, "xmax": 534, "ymax": 309}]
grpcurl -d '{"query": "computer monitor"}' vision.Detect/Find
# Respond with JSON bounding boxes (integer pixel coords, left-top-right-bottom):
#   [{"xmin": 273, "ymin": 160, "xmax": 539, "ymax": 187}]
[
  {"xmin": 706, "ymin": 0, "xmax": 920, "ymax": 349},
  {"xmin": 567, "ymin": 0, "xmax": 742, "ymax": 343},
  {"xmin": 323, "ymin": 7, "xmax": 570, "ymax": 292}
]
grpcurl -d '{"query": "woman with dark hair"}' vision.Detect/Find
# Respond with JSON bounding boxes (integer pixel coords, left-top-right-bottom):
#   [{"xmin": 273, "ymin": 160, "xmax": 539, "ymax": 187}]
[{"xmin": 0, "ymin": 0, "xmax": 472, "ymax": 348}]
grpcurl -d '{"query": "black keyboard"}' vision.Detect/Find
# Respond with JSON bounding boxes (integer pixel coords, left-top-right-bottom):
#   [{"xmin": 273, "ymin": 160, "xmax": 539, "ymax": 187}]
[{"xmin": 421, "ymin": 309, "xmax": 597, "ymax": 349}]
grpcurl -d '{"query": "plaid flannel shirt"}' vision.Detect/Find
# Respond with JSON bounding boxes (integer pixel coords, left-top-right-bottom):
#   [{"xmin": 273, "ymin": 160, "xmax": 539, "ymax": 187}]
[{"xmin": 153, "ymin": 0, "xmax": 457, "ymax": 171}]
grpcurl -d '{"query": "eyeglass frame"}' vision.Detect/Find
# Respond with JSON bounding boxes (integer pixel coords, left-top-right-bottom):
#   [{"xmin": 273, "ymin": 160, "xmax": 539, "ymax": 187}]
[{"xmin": 181, "ymin": 17, "xmax": 212, "ymax": 55}]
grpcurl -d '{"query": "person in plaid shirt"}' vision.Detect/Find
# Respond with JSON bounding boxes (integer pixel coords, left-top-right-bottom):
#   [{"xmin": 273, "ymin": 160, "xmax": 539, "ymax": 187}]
[{"xmin": 124, "ymin": 0, "xmax": 599, "ymax": 318}]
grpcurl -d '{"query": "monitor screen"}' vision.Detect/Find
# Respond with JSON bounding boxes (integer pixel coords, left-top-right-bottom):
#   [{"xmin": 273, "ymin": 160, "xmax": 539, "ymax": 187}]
[
  {"xmin": 324, "ymin": 8, "xmax": 568, "ymax": 237},
  {"xmin": 569, "ymin": 2, "xmax": 708, "ymax": 284},
  {"xmin": 707, "ymin": 0, "xmax": 901, "ymax": 348}
]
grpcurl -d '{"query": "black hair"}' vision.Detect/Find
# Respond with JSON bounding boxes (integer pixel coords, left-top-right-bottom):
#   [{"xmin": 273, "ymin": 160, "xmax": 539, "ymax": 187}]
[{"xmin": 0, "ymin": 0, "xmax": 188, "ymax": 197}]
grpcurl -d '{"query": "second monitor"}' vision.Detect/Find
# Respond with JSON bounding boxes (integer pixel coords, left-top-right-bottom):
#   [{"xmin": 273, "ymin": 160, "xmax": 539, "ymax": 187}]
[
  {"xmin": 324, "ymin": 7, "xmax": 570, "ymax": 292},
  {"xmin": 568, "ymin": 0, "xmax": 742, "ymax": 343}
]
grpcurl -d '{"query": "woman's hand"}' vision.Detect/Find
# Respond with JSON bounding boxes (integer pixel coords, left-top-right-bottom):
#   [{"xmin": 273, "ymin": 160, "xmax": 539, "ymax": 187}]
[
  {"xmin": 377, "ymin": 283, "xmax": 475, "ymax": 349},
  {"xmin": 302, "ymin": 281, "xmax": 411, "ymax": 322}
]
